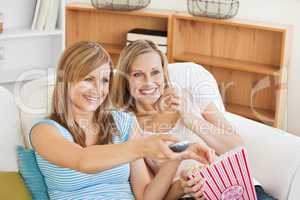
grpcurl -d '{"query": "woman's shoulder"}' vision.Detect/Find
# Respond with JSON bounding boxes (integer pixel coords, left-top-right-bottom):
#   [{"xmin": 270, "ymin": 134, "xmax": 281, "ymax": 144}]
[
  {"xmin": 30, "ymin": 118, "xmax": 67, "ymax": 134},
  {"xmin": 29, "ymin": 118, "xmax": 73, "ymax": 147}
]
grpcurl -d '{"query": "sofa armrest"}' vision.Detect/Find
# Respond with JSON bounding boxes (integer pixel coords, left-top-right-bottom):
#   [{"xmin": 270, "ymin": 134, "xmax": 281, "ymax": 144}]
[
  {"xmin": 225, "ymin": 112, "xmax": 300, "ymax": 200},
  {"xmin": 0, "ymin": 172, "xmax": 31, "ymax": 200}
]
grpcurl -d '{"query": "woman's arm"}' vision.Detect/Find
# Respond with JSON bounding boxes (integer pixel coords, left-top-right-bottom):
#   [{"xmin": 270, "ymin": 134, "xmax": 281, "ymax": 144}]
[
  {"xmin": 130, "ymin": 159, "xmax": 181, "ymax": 200},
  {"xmin": 164, "ymin": 180, "xmax": 185, "ymax": 200},
  {"xmin": 160, "ymin": 87, "xmax": 244, "ymax": 155},
  {"xmin": 181, "ymin": 102, "xmax": 245, "ymax": 155},
  {"xmin": 132, "ymin": 143, "xmax": 215, "ymax": 200},
  {"xmin": 30, "ymin": 122, "xmax": 181, "ymax": 174}
]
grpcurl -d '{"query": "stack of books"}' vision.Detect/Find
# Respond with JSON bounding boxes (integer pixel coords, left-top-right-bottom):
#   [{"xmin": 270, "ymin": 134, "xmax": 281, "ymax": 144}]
[
  {"xmin": 126, "ymin": 29, "xmax": 168, "ymax": 54},
  {"xmin": 31, "ymin": 0, "xmax": 60, "ymax": 31}
]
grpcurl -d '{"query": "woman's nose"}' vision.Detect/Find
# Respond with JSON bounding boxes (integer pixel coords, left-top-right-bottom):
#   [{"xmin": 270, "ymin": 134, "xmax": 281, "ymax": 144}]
[
  {"xmin": 144, "ymin": 73, "xmax": 153, "ymax": 84},
  {"xmin": 91, "ymin": 80, "xmax": 101, "ymax": 94}
]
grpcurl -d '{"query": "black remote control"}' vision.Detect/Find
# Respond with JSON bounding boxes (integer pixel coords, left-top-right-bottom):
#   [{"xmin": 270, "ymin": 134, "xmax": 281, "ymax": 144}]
[{"xmin": 169, "ymin": 141, "xmax": 189, "ymax": 152}]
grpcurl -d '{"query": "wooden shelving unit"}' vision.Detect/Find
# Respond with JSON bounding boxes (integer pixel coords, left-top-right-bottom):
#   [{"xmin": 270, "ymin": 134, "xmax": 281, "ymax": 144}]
[
  {"xmin": 65, "ymin": 3, "xmax": 292, "ymax": 129},
  {"xmin": 225, "ymin": 103, "xmax": 275, "ymax": 124},
  {"xmin": 173, "ymin": 52, "xmax": 281, "ymax": 76},
  {"xmin": 171, "ymin": 13, "xmax": 292, "ymax": 128},
  {"xmin": 66, "ymin": 4, "xmax": 172, "ymax": 64}
]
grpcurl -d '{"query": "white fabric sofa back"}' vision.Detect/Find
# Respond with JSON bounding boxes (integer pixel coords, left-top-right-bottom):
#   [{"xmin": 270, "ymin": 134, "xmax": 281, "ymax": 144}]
[
  {"xmin": 17, "ymin": 75, "xmax": 56, "ymax": 148},
  {"xmin": 0, "ymin": 87, "xmax": 23, "ymax": 171}
]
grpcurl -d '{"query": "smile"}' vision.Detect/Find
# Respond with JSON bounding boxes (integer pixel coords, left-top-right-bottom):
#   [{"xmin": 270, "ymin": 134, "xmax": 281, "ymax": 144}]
[
  {"xmin": 139, "ymin": 88, "xmax": 158, "ymax": 95},
  {"xmin": 83, "ymin": 95, "xmax": 100, "ymax": 103}
]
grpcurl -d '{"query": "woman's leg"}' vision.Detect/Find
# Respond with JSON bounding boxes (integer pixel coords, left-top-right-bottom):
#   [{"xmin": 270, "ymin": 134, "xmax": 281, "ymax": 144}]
[{"xmin": 255, "ymin": 186, "xmax": 278, "ymax": 200}]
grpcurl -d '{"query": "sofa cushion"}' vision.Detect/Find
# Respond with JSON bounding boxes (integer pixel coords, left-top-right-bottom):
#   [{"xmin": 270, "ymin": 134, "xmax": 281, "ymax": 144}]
[
  {"xmin": 226, "ymin": 112, "xmax": 300, "ymax": 200},
  {"xmin": 18, "ymin": 75, "xmax": 55, "ymax": 148},
  {"xmin": 0, "ymin": 172, "xmax": 31, "ymax": 200},
  {"xmin": 0, "ymin": 87, "xmax": 23, "ymax": 171},
  {"xmin": 168, "ymin": 62, "xmax": 225, "ymax": 113},
  {"xmin": 17, "ymin": 145, "xmax": 49, "ymax": 200}
]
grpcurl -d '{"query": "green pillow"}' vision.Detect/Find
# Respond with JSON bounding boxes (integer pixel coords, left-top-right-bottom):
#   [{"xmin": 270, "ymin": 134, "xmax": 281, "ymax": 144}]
[{"xmin": 0, "ymin": 172, "xmax": 32, "ymax": 200}]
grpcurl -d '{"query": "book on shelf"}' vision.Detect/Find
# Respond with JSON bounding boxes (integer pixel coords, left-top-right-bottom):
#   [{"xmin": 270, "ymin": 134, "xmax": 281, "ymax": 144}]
[
  {"xmin": 45, "ymin": 0, "xmax": 60, "ymax": 31},
  {"xmin": 126, "ymin": 29, "xmax": 168, "ymax": 54},
  {"xmin": 31, "ymin": 0, "xmax": 41, "ymax": 30},
  {"xmin": 31, "ymin": 0, "xmax": 60, "ymax": 31}
]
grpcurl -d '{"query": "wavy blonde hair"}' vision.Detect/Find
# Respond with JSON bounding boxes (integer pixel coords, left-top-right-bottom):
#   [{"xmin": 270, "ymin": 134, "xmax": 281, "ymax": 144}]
[
  {"xmin": 50, "ymin": 41, "xmax": 117, "ymax": 147},
  {"xmin": 111, "ymin": 39, "xmax": 170, "ymax": 112}
]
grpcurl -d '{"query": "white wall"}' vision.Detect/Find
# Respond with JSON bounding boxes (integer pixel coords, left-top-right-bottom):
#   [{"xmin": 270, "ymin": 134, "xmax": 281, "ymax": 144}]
[{"xmin": 71, "ymin": 0, "xmax": 300, "ymax": 136}]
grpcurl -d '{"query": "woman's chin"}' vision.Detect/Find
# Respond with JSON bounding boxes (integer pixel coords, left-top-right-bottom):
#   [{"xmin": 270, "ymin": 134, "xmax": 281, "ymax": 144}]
[
  {"xmin": 80, "ymin": 103, "xmax": 100, "ymax": 113},
  {"xmin": 137, "ymin": 98, "xmax": 159, "ymax": 107}
]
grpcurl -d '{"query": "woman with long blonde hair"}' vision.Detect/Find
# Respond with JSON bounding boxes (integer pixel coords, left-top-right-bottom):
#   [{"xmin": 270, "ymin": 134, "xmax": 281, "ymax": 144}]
[
  {"xmin": 29, "ymin": 41, "xmax": 213, "ymax": 200},
  {"xmin": 111, "ymin": 40, "xmax": 246, "ymax": 199}
]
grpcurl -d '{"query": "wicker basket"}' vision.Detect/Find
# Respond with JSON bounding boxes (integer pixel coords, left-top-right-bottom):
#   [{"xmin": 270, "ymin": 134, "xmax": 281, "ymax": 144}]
[
  {"xmin": 187, "ymin": 0, "xmax": 239, "ymax": 19},
  {"xmin": 91, "ymin": 0, "xmax": 151, "ymax": 11}
]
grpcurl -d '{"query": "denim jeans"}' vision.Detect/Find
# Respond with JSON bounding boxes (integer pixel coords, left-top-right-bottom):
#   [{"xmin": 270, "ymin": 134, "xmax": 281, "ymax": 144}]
[
  {"xmin": 255, "ymin": 185, "xmax": 278, "ymax": 200},
  {"xmin": 177, "ymin": 186, "xmax": 277, "ymax": 200}
]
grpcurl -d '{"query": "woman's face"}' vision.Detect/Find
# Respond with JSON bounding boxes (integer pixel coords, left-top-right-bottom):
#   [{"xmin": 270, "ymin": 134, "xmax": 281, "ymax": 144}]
[
  {"xmin": 129, "ymin": 52, "xmax": 165, "ymax": 106},
  {"xmin": 70, "ymin": 63, "xmax": 111, "ymax": 113}
]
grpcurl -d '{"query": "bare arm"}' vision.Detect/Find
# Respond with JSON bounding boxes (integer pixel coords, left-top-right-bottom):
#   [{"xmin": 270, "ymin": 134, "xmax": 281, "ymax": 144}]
[
  {"xmin": 160, "ymin": 88, "xmax": 244, "ymax": 155},
  {"xmin": 137, "ymin": 142, "xmax": 215, "ymax": 200},
  {"xmin": 31, "ymin": 124, "xmax": 143, "ymax": 173},
  {"xmin": 30, "ymin": 121, "xmax": 181, "ymax": 174},
  {"xmin": 164, "ymin": 180, "xmax": 185, "ymax": 200},
  {"xmin": 130, "ymin": 159, "xmax": 181, "ymax": 200},
  {"xmin": 181, "ymin": 102, "xmax": 245, "ymax": 155}
]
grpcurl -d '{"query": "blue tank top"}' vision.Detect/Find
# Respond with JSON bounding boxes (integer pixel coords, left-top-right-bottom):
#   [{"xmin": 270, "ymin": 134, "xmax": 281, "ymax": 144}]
[{"xmin": 29, "ymin": 111, "xmax": 135, "ymax": 200}]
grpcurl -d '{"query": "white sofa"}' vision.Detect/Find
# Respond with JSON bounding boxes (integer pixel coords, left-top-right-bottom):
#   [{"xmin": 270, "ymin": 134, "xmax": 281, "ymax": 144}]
[{"xmin": 0, "ymin": 63, "xmax": 299, "ymax": 200}]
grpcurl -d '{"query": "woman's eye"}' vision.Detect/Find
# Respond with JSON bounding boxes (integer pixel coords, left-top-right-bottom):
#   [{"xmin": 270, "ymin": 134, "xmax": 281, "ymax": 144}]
[
  {"xmin": 133, "ymin": 73, "xmax": 142, "ymax": 78},
  {"xmin": 102, "ymin": 78, "xmax": 109, "ymax": 84},
  {"xmin": 151, "ymin": 70, "xmax": 161, "ymax": 76},
  {"xmin": 84, "ymin": 77, "xmax": 93, "ymax": 82}
]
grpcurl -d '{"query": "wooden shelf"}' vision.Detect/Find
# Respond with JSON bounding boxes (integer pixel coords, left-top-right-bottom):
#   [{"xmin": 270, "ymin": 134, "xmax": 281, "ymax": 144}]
[
  {"xmin": 0, "ymin": 28, "xmax": 63, "ymax": 40},
  {"xmin": 174, "ymin": 52, "xmax": 280, "ymax": 76},
  {"xmin": 225, "ymin": 103, "xmax": 275, "ymax": 123},
  {"xmin": 101, "ymin": 43, "xmax": 123, "ymax": 55},
  {"xmin": 173, "ymin": 13, "xmax": 290, "ymax": 33},
  {"xmin": 67, "ymin": 3, "xmax": 173, "ymax": 18},
  {"xmin": 66, "ymin": 4, "xmax": 292, "ymax": 129}
]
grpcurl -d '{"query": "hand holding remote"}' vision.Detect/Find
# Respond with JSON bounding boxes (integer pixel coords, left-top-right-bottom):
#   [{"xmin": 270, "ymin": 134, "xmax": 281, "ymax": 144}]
[
  {"xmin": 175, "ymin": 142, "xmax": 215, "ymax": 164},
  {"xmin": 169, "ymin": 141, "xmax": 190, "ymax": 152}
]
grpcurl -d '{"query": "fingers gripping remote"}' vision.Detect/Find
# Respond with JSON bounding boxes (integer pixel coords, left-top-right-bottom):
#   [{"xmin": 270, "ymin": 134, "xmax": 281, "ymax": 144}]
[{"xmin": 169, "ymin": 141, "xmax": 189, "ymax": 152}]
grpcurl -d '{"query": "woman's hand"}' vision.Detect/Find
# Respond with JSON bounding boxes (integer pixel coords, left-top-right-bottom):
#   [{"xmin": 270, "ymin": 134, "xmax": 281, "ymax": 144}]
[
  {"xmin": 156, "ymin": 87, "xmax": 186, "ymax": 114},
  {"xmin": 134, "ymin": 134, "xmax": 182, "ymax": 163},
  {"xmin": 180, "ymin": 169, "xmax": 207, "ymax": 200},
  {"xmin": 178, "ymin": 143, "xmax": 216, "ymax": 165}
]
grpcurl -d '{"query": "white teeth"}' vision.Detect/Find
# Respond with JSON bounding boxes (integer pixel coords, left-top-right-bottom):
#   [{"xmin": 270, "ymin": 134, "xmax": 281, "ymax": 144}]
[
  {"xmin": 84, "ymin": 95, "xmax": 100, "ymax": 102},
  {"xmin": 140, "ymin": 88, "xmax": 156, "ymax": 95}
]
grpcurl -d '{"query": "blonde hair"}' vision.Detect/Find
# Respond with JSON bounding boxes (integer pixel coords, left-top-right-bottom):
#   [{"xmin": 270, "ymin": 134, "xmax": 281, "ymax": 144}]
[
  {"xmin": 111, "ymin": 39, "xmax": 170, "ymax": 112},
  {"xmin": 50, "ymin": 41, "xmax": 117, "ymax": 147}
]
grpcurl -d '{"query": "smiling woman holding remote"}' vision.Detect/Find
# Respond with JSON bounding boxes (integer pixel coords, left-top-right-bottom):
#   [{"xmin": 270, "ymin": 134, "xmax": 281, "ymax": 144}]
[{"xmin": 29, "ymin": 41, "xmax": 213, "ymax": 200}]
